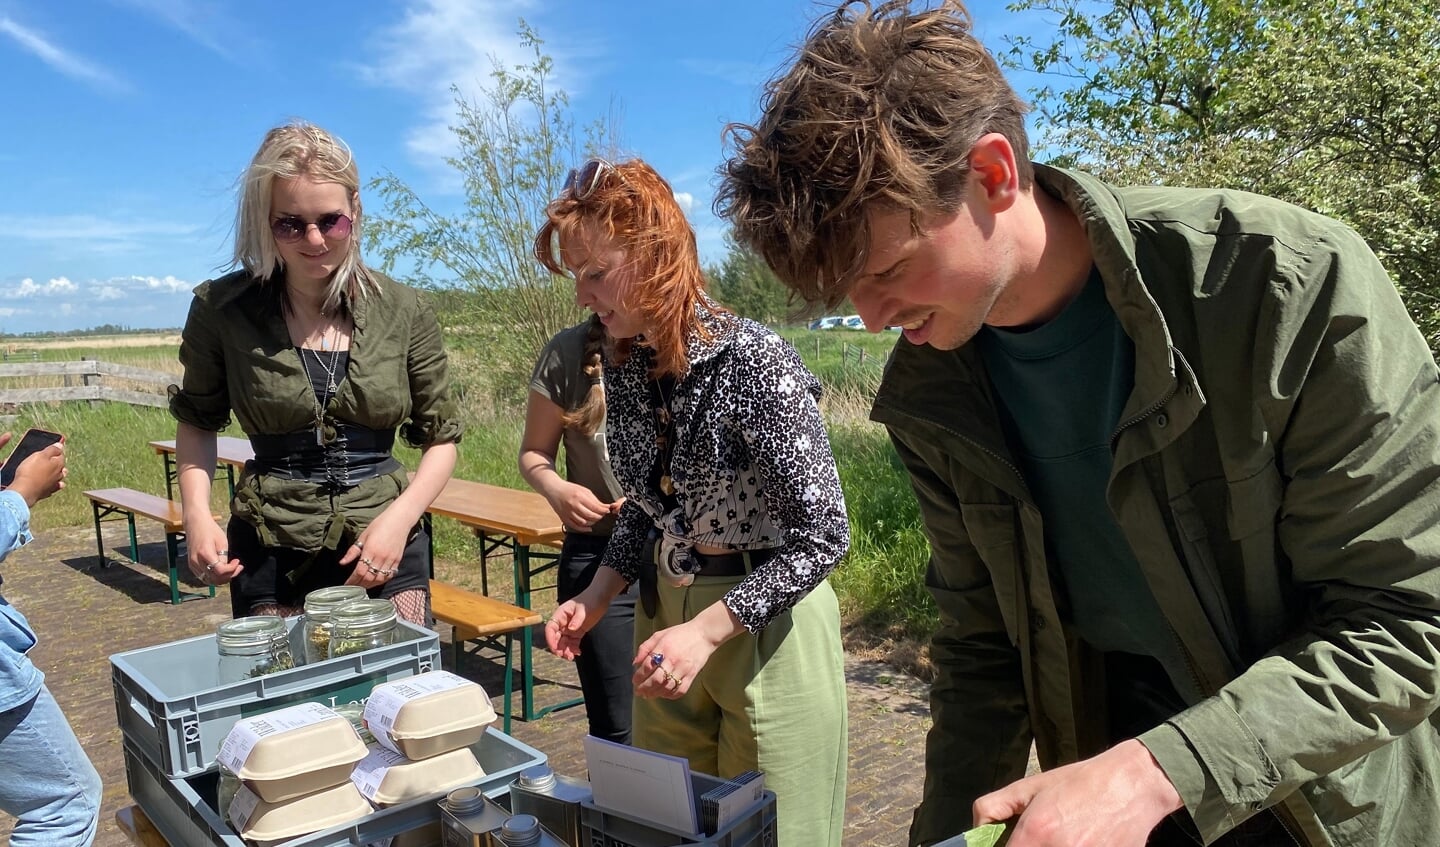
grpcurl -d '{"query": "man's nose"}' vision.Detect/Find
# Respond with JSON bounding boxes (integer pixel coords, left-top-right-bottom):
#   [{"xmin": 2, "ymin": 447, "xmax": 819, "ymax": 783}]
[{"xmin": 849, "ymin": 285, "xmax": 887, "ymax": 333}]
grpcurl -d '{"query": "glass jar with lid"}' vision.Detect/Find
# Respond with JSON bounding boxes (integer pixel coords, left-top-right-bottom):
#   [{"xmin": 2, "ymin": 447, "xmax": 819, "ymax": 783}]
[
  {"xmin": 216, "ymin": 615, "xmax": 293, "ymax": 683},
  {"xmin": 300, "ymin": 585, "xmax": 368, "ymax": 664},
  {"xmin": 328, "ymin": 598, "xmax": 400, "ymax": 658}
]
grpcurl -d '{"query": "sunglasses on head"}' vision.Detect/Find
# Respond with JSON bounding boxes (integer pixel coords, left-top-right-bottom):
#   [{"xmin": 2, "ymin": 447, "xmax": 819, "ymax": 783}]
[
  {"xmin": 270, "ymin": 212, "xmax": 353, "ymax": 243},
  {"xmin": 561, "ymin": 158, "xmax": 617, "ymax": 201}
]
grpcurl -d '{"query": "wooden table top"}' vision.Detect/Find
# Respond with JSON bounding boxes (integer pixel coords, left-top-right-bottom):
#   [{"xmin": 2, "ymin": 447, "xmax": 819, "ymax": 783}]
[
  {"xmin": 148, "ymin": 437, "xmax": 254, "ymax": 467},
  {"xmin": 424, "ymin": 476, "xmax": 565, "ymax": 547}
]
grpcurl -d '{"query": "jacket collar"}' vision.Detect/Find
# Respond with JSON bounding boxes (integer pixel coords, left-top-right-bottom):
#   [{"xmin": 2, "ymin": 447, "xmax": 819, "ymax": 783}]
[{"xmin": 195, "ymin": 269, "xmax": 372, "ymax": 334}]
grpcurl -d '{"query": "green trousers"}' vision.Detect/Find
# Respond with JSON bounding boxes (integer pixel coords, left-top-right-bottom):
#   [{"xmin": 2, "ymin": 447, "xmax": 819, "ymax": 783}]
[{"xmin": 634, "ymin": 571, "xmax": 848, "ymax": 847}]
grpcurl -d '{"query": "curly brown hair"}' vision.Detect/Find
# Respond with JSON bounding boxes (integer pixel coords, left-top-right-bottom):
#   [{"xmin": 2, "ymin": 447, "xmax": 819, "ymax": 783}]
[
  {"xmin": 534, "ymin": 159, "xmax": 718, "ymax": 379},
  {"xmin": 715, "ymin": 0, "xmax": 1031, "ymax": 308}
]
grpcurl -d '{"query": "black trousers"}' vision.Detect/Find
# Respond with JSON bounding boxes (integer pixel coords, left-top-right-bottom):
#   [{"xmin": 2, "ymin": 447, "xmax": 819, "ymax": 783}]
[{"xmin": 556, "ymin": 532, "xmax": 637, "ymax": 745}]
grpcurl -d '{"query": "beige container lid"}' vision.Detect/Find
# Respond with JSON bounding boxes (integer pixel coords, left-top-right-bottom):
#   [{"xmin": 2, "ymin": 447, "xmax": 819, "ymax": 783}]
[
  {"xmin": 228, "ymin": 781, "xmax": 372, "ymax": 844},
  {"xmin": 216, "ymin": 702, "xmax": 368, "ymax": 802},
  {"xmin": 364, "ymin": 671, "xmax": 496, "ymax": 760},
  {"xmin": 351, "ymin": 743, "xmax": 486, "ymax": 806}
]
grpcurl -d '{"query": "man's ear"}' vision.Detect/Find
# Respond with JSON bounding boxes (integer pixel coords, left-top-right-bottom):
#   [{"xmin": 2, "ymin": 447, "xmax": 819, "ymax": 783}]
[{"xmin": 967, "ymin": 133, "xmax": 1020, "ymax": 213}]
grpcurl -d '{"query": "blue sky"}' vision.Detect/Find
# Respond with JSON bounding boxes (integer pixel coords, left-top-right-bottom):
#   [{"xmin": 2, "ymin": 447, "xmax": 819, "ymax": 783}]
[{"xmin": 0, "ymin": 0, "xmax": 1049, "ymax": 335}]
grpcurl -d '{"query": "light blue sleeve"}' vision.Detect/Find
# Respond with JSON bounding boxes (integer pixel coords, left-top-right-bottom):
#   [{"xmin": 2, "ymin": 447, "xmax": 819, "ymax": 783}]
[{"xmin": 0, "ymin": 489, "xmax": 33, "ymax": 562}]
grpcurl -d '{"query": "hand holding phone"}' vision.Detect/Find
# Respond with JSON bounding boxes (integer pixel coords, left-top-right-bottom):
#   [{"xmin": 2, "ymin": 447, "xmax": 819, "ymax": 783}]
[{"xmin": 0, "ymin": 429, "xmax": 66, "ymax": 505}]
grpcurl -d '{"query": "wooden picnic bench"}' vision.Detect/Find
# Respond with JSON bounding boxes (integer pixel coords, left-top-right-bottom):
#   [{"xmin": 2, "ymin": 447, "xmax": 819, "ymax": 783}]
[
  {"xmin": 428, "ymin": 579, "xmax": 541, "ymax": 733},
  {"xmin": 84, "ymin": 488, "xmax": 216, "ymax": 605},
  {"xmin": 420, "ymin": 476, "xmax": 581, "ymax": 721}
]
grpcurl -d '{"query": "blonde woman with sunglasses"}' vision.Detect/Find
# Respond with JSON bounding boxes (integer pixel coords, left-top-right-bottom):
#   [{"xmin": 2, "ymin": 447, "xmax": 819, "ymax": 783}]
[
  {"xmin": 537, "ymin": 158, "xmax": 849, "ymax": 847},
  {"xmin": 169, "ymin": 120, "xmax": 461, "ymax": 625}
]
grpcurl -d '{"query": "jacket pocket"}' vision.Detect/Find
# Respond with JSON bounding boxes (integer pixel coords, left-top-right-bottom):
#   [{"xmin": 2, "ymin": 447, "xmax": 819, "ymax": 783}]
[{"xmin": 1169, "ymin": 463, "xmax": 1282, "ymax": 668}]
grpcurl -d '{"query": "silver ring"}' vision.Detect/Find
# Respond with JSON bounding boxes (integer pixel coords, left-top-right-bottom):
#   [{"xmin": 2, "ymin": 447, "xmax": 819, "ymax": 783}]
[
  {"xmin": 360, "ymin": 556, "xmax": 373, "ymax": 566},
  {"xmin": 354, "ymin": 540, "xmax": 364, "ymax": 550},
  {"xmin": 366, "ymin": 565, "xmax": 380, "ymax": 576},
  {"xmin": 206, "ymin": 561, "xmax": 220, "ymax": 572}
]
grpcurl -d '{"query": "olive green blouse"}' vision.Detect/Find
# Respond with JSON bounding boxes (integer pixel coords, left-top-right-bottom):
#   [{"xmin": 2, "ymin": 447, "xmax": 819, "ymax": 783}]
[{"xmin": 168, "ymin": 269, "xmax": 463, "ymax": 552}]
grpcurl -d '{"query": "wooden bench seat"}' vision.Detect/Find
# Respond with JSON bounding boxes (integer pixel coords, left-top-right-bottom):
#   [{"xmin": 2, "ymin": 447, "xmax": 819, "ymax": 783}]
[
  {"xmin": 429, "ymin": 579, "xmax": 541, "ymax": 733},
  {"xmin": 85, "ymin": 487, "xmax": 216, "ymax": 605}
]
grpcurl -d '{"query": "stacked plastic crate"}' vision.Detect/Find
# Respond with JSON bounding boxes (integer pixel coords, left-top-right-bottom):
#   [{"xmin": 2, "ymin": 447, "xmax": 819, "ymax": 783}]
[{"xmin": 110, "ymin": 619, "xmax": 546, "ymax": 847}]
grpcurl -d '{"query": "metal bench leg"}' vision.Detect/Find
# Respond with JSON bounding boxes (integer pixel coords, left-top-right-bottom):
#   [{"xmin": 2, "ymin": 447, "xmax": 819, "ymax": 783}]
[
  {"xmin": 502, "ymin": 632, "xmax": 515, "ymax": 735},
  {"xmin": 126, "ymin": 513, "xmax": 140, "ymax": 564},
  {"xmin": 91, "ymin": 501, "xmax": 107, "ymax": 567}
]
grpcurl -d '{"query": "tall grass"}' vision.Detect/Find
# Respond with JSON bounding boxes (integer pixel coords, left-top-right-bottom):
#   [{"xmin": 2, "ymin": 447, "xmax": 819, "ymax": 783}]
[{"xmin": 5, "ymin": 329, "xmax": 939, "ymax": 644}]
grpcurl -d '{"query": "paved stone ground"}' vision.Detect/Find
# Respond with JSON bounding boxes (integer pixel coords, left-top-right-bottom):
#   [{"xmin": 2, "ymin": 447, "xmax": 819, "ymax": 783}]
[{"xmin": 0, "ymin": 523, "xmax": 937, "ymax": 846}]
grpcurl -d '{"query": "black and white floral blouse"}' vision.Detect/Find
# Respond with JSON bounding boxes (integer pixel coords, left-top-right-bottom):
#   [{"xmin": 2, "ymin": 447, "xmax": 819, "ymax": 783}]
[{"xmin": 599, "ymin": 306, "xmax": 850, "ymax": 633}]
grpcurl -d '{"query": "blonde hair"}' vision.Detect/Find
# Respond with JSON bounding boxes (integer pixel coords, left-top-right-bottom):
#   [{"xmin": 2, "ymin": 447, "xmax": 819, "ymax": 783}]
[
  {"xmin": 716, "ymin": 0, "xmax": 1031, "ymax": 308},
  {"xmin": 231, "ymin": 120, "xmax": 378, "ymax": 314},
  {"xmin": 534, "ymin": 159, "xmax": 720, "ymax": 379}
]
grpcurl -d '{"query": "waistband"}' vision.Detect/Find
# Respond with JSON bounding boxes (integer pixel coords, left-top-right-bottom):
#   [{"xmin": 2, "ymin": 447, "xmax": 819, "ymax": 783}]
[
  {"xmin": 688, "ymin": 547, "xmax": 779, "ymax": 577},
  {"xmin": 249, "ymin": 426, "xmax": 396, "ymax": 462}
]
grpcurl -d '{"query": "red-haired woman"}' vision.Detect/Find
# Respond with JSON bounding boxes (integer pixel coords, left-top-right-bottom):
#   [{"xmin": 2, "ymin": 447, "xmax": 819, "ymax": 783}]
[{"xmin": 536, "ymin": 158, "xmax": 849, "ymax": 847}]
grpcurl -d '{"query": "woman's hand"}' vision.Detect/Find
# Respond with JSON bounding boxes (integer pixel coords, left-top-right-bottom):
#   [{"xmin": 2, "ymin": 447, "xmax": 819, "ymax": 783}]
[
  {"xmin": 547, "ymin": 481, "xmax": 617, "ymax": 532},
  {"xmin": 339, "ymin": 508, "xmax": 411, "ymax": 589},
  {"xmin": 633, "ymin": 620, "xmax": 723, "ymax": 700},
  {"xmin": 545, "ymin": 584, "xmax": 613, "ymax": 659},
  {"xmin": 185, "ymin": 513, "xmax": 241, "ymax": 586}
]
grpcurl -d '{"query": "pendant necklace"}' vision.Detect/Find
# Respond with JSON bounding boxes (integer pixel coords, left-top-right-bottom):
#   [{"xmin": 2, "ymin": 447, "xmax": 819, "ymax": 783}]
[
  {"xmin": 301, "ymin": 345, "xmax": 343, "ymax": 446},
  {"xmin": 650, "ymin": 374, "xmax": 677, "ymax": 496}
]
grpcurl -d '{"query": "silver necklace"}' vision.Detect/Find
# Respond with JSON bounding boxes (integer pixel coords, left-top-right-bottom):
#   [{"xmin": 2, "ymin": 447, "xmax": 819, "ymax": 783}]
[{"xmin": 299, "ymin": 346, "xmax": 343, "ymax": 446}]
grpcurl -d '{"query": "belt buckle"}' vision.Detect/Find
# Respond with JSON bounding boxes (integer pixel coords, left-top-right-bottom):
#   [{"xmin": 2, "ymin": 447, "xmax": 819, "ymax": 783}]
[{"xmin": 657, "ymin": 534, "xmax": 696, "ymax": 588}]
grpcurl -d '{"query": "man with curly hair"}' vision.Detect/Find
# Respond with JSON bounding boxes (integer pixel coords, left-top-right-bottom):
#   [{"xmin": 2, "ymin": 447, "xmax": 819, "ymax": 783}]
[{"xmin": 716, "ymin": 2, "xmax": 1440, "ymax": 846}]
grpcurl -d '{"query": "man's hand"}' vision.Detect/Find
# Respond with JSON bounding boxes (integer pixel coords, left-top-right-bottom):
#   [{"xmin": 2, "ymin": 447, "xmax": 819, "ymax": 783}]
[
  {"xmin": 8, "ymin": 438, "xmax": 66, "ymax": 507},
  {"xmin": 972, "ymin": 739, "xmax": 1183, "ymax": 847}
]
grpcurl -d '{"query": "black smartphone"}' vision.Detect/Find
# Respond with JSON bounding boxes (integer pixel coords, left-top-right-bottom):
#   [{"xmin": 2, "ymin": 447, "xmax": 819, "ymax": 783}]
[{"xmin": 0, "ymin": 429, "xmax": 64, "ymax": 489}]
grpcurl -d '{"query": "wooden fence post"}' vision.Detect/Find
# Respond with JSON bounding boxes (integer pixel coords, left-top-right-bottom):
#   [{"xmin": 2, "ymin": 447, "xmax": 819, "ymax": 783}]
[{"xmin": 81, "ymin": 356, "xmax": 101, "ymax": 409}]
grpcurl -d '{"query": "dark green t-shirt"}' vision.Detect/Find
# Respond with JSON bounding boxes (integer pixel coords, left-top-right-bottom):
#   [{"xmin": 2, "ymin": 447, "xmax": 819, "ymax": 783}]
[
  {"xmin": 978, "ymin": 269, "xmax": 1175, "ymax": 662},
  {"xmin": 529, "ymin": 322, "xmax": 623, "ymax": 536}
]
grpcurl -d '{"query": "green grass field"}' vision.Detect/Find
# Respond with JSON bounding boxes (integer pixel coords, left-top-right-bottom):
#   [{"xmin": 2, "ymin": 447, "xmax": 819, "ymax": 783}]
[{"xmin": 1, "ymin": 329, "xmax": 937, "ymax": 646}]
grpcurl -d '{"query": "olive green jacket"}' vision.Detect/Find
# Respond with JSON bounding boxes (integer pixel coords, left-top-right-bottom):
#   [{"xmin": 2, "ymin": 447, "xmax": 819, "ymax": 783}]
[
  {"xmin": 169, "ymin": 270, "xmax": 462, "ymax": 552},
  {"xmin": 874, "ymin": 165, "xmax": 1440, "ymax": 846}
]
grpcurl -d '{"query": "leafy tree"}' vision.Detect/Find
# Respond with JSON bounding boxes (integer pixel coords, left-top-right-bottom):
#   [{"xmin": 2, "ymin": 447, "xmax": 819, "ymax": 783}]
[
  {"xmin": 1006, "ymin": 0, "xmax": 1440, "ymax": 349},
  {"xmin": 367, "ymin": 22, "xmax": 615, "ymax": 403},
  {"xmin": 707, "ymin": 235, "xmax": 800, "ymax": 325}
]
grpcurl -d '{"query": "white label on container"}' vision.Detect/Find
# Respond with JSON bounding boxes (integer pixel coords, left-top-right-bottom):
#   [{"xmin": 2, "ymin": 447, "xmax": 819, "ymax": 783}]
[
  {"xmin": 228, "ymin": 783, "xmax": 262, "ymax": 832},
  {"xmin": 217, "ymin": 701, "xmax": 341, "ymax": 772},
  {"xmin": 350, "ymin": 743, "xmax": 408, "ymax": 801},
  {"xmin": 363, "ymin": 671, "xmax": 471, "ymax": 755}
]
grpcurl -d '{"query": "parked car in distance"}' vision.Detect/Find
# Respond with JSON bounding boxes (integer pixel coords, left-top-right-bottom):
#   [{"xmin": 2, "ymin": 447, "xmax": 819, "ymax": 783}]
[
  {"xmin": 841, "ymin": 315, "xmax": 866, "ymax": 330},
  {"xmin": 808, "ymin": 316, "xmax": 847, "ymax": 330}
]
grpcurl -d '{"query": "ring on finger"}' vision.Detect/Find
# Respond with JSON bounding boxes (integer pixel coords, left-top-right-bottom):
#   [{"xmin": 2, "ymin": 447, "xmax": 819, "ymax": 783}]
[{"xmin": 662, "ymin": 669, "xmax": 681, "ymax": 687}]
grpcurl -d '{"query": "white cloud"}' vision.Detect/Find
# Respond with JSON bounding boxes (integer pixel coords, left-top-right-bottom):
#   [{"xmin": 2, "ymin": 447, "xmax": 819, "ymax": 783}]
[
  {"xmin": 358, "ymin": 0, "xmax": 591, "ymax": 171},
  {"xmin": 96, "ymin": 286, "xmax": 126, "ymax": 301},
  {"xmin": 0, "ymin": 214, "xmax": 202, "ymax": 259},
  {"xmin": 132, "ymin": 274, "xmax": 192, "ymax": 293},
  {"xmin": 110, "ymin": 0, "xmax": 258, "ymax": 60},
  {"xmin": 5, "ymin": 277, "xmax": 78, "ymax": 299},
  {"xmin": 673, "ymin": 192, "xmax": 694, "ymax": 215},
  {"xmin": 0, "ymin": 16, "xmax": 130, "ymax": 93}
]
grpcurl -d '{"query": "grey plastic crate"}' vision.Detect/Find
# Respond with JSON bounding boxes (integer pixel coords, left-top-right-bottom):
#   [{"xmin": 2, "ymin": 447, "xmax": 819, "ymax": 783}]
[
  {"xmin": 123, "ymin": 726, "xmax": 546, "ymax": 847},
  {"xmin": 581, "ymin": 774, "xmax": 778, "ymax": 847},
  {"xmin": 112, "ymin": 618, "xmax": 440, "ymax": 779}
]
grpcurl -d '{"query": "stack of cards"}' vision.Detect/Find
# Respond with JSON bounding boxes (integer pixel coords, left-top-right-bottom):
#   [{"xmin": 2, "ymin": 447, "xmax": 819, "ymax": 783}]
[{"xmin": 699, "ymin": 770, "xmax": 766, "ymax": 835}]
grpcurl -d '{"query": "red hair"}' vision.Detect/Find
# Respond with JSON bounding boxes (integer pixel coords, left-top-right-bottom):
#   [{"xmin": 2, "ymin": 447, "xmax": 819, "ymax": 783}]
[{"xmin": 534, "ymin": 159, "xmax": 722, "ymax": 378}]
